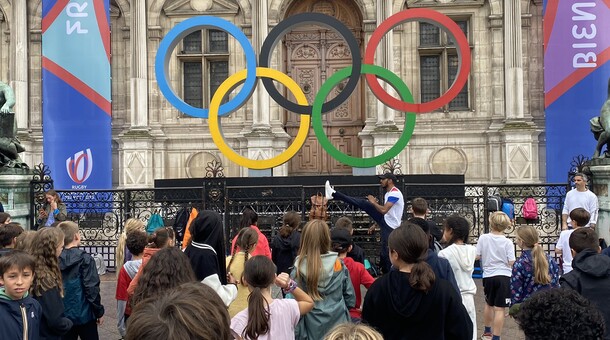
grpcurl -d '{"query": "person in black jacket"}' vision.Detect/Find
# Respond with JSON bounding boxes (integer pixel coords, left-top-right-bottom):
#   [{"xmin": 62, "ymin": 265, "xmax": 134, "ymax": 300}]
[
  {"xmin": 334, "ymin": 216, "xmax": 366, "ymax": 264},
  {"xmin": 362, "ymin": 222, "xmax": 472, "ymax": 340},
  {"xmin": 410, "ymin": 197, "xmax": 443, "ymax": 244},
  {"xmin": 31, "ymin": 227, "xmax": 73, "ymax": 340},
  {"xmin": 560, "ymin": 227, "xmax": 610, "ymax": 340},
  {"xmin": 271, "ymin": 211, "xmax": 301, "ymax": 274},
  {"xmin": 58, "ymin": 221, "xmax": 104, "ymax": 340},
  {"xmin": 0, "ymin": 250, "xmax": 42, "ymax": 340}
]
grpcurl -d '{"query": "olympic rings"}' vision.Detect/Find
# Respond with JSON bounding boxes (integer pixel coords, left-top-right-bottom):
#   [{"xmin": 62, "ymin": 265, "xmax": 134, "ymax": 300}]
[
  {"xmin": 155, "ymin": 16, "xmax": 257, "ymax": 118},
  {"xmin": 258, "ymin": 13, "xmax": 362, "ymax": 115},
  {"xmin": 208, "ymin": 67, "xmax": 311, "ymax": 169},
  {"xmin": 312, "ymin": 64, "xmax": 416, "ymax": 168},
  {"xmin": 364, "ymin": 8, "xmax": 471, "ymax": 113}
]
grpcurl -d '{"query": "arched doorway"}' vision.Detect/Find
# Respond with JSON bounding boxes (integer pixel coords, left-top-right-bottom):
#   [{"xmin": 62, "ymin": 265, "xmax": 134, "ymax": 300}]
[{"xmin": 283, "ymin": 0, "xmax": 364, "ymax": 175}]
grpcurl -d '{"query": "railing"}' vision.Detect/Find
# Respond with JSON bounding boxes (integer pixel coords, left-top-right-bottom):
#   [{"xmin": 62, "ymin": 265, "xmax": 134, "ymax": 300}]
[{"xmin": 31, "ymin": 181, "xmax": 568, "ymax": 270}]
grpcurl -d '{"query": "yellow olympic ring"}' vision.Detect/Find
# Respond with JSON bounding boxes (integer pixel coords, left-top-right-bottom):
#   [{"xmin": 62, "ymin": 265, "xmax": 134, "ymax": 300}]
[{"xmin": 208, "ymin": 67, "xmax": 311, "ymax": 169}]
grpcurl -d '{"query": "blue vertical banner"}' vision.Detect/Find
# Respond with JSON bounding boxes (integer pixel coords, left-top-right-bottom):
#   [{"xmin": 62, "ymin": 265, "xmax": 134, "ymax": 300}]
[
  {"xmin": 544, "ymin": 1, "xmax": 610, "ymax": 182},
  {"xmin": 42, "ymin": 0, "xmax": 111, "ymax": 190}
]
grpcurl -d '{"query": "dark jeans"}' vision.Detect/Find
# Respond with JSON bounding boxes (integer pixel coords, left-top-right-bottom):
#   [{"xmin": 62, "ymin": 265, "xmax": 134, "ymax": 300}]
[
  {"xmin": 62, "ymin": 320, "xmax": 99, "ymax": 340},
  {"xmin": 333, "ymin": 191, "xmax": 392, "ymax": 273}
]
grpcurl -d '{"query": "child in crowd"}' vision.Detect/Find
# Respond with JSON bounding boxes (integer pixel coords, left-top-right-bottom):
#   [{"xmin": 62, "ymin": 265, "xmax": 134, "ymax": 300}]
[
  {"xmin": 31, "ymin": 227, "xmax": 73, "ymax": 339},
  {"xmin": 0, "ymin": 211, "xmax": 11, "ymax": 225},
  {"xmin": 334, "ymin": 216, "xmax": 365, "ymax": 264},
  {"xmin": 230, "ymin": 256, "xmax": 314, "ymax": 339},
  {"xmin": 15, "ymin": 230, "xmax": 36, "ymax": 253},
  {"xmin": 330, "ymin": 228, "xmax": 374, "ymax": 322},
  {"xmin": 115, "ymin": 230, "xmax": 147, "ymax": 338},
  {"xmin": 510, "ymin": 226, "xmax": 559, "ymax": 309},
  {"xmin": 184, "ymin": 210, "xmax": 237, "ymax": 306},
  {"xmin": 476, "ymin": 211, "xmax": 515, "ymax": 340},
  {"xmin": 126, "ymin": 282, "xmax": 232, "ymax": 340},
  {"xmin": 0, "ymin": 250, "xmax": 42, "ymax": 340},
  {"xmin": 127, "ymin": 227, "xmax": 175, "ymax": 296},
  {"xmin": 560, "ymin": 227, "xmax": 610, "ymax": 340},
  {"xmin": 58, "ymin": 221, "xmax": 105, "ymax": 340},
  {"xmin": 324, "ymin": 323, "xmax": 383, "ymax": 340},
  {"xmin": 0, "ymin": 222, "xmax": 23, "ymax": 256},
  {"xmin": 271, "ymin": 211, "xmax": 301, "ymax": 274},
  {"xmin": 362, "ymin": 222, "xmax": 472, "ymax": 340},
  {"xmin": 231, "ymin": 208, "xmax": 271, "ymax": 258},
  {"xmin": 131, "ymin": 247, "xmax": 196, "ymax": 307},
  {"xmin": 555, "ymin": 207, "xmax": 590, "ymax": 274},
  {"xmin": 291, "ymin": 220, "xmax": 355, "ymax": 339},
  {"xmin": 115, "ymin": 218, "xmax": 146, "ymax": 274},
  {"xmin": 226, "ymin": 227, "xmax": 258, "ymax": 317},
  {"xmin": 438, "ymin": 215, "xmax": 477, "ymax": 340}
]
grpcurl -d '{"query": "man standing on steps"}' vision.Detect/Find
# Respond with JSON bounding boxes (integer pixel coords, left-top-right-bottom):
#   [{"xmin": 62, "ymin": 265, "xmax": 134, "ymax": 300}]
[
  {"xmin": 562, "ymin": 173, "xmax": 598, "ymax": 231},
  {"xmin": 325, "ymin": 173, "xmax": 404, "ymax": 273}
]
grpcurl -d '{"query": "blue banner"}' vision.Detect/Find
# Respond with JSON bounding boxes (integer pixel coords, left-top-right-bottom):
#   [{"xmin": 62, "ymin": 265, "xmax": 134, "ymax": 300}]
[{"xmin": 42, "ymin": 0, "xmax": 111, "ymax": 190}]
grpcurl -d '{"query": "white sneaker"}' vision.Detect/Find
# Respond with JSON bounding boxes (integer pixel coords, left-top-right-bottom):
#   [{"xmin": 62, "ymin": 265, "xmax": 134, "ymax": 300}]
[{"xmin": 325, "ymin": 180, "xmax": 335, "ymax": 200}]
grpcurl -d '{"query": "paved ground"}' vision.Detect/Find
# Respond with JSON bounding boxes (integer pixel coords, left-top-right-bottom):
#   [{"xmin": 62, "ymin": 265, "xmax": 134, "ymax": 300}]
[{"xmin": 97, "ymin": 274, "xmax": 524, "ymax": 339}]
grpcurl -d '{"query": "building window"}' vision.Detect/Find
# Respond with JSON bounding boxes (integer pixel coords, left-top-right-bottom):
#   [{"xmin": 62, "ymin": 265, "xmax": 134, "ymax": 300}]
[
  {"xmin": 418, "ymin": 19, "xmax": 470, "ymax": 110},
  {"xmin": 178, "ymin": 30, "xmax": 229, "ymax": 109}
]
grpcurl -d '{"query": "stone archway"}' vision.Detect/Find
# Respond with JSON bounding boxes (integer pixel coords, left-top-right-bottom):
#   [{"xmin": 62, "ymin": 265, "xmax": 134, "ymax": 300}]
[{"xmin": 283, "ymin": 0, "xmax": 364, "ymax": 175}]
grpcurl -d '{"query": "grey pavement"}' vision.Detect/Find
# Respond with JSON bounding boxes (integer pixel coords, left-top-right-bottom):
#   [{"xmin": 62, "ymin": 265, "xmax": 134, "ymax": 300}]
[{"xmin": 97, "ymin": 274, "xmax": 524, "ymax": 339}]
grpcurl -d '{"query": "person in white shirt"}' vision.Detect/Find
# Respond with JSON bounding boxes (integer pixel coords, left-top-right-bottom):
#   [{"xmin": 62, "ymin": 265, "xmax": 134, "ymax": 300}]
[
  {"xmin": 562, "ymin": 173, "xmax": 598, "ymax": 230},
  {"xmin": 556, "ymin": 208, "xmax": 590, "ymax": 274},
  {"xmin": 325, "ymin": 173, "xmax": 404, "ymax": 273}
]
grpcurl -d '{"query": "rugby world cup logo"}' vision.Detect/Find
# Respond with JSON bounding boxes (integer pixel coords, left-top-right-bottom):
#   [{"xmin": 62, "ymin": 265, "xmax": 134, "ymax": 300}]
[{"xmin": 66, "ymin": 149, "xmax": 93, "ymax": 184}]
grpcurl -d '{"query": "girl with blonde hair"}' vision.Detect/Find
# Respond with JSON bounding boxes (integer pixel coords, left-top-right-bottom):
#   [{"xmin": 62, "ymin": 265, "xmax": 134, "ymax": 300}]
[
  {"xmin": 324, "ymin": 323, "xmax": 383, "ymax": 340},
  {"xmin": 115, "ymin": 218, "xmax": 145, "ymax": 275},
  {"xmin": 31, "ymin": 227, "xmax": 73, "ymax": 339},
  {"xmin": 510, "ymin": 225, "xmax": 560, "ymax": 307},
  {"xmin": 291, "ymin": 219, "xmax": 355, "ymax": 339},
  {"xmin": 226, "ymin": 227, "xmax": 258, "ymax": 317}
]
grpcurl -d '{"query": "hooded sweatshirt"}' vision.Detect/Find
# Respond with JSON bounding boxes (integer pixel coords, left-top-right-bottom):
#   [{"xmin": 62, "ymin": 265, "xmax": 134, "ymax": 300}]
[
  {"xmin": 291, "ymin": 252, "xmax": 355, "ymax": 340},
  {"xmin": 560, "ymin": 249, "xmax": 610, "ymax": 340},
  {"xmin": 271, "ymin": 231, "xmax": 301, "ymax": 274},
  {"xmin": 362, "ymin": 270, "xmax": 473, "ymax": 340},
  {"xmin": 0, "ymin": 289, "xmax": 42, "ymax": 340},
  {"xmin": 59, "ymin": 247, "xmax": 104, "ymax": 325},
  {"xmin": 438, "ymin": 244, "xmax": 477, "ymax": 295}
]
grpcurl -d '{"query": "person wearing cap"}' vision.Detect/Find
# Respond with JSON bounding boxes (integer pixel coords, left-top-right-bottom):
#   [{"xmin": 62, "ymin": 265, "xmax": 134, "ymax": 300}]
[
  {"xmin": 331, "ymin": 228, "xmax": 375, "ymax": 322},
  {"xmin": 325, "ymin": 173, "xmax": 404, "ymax": 273}
]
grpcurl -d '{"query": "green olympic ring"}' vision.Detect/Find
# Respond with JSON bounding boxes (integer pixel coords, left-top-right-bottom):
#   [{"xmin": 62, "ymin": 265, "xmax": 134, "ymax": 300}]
[{"xmin": 312, "ymin": 64, "xmax": 416, "ymax": 168}]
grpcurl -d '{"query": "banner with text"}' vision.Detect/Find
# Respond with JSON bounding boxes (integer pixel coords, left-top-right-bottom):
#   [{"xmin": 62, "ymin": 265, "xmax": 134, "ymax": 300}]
[
  {"xmin": 42, "ymin": 0, "xmax": 111, "ymax": 190},
  {"xmin": 544, "ymin": 1, "xmax": 610, "ymax": 182}
]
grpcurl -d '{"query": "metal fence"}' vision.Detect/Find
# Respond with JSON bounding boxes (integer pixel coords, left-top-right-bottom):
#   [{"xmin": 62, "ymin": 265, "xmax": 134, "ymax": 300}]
[{"xmin": 30, "ymin": 178, "xmax": 568, "ymax": 271}]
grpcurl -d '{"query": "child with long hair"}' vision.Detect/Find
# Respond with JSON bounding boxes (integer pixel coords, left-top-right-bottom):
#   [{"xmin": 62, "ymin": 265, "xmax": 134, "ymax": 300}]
[
  {"xmin": 271, "ymin": 211, "xmax": 301, "ymax": 274},
  {"xmin": 324, "ymin": 323, "xmax": 384, "ymax": 340},
  {"xmin": 510, "ymin": 226, "xmax": 560, "ymax": 308},
  {"xmin": 291, "ymin": 219, "xmax": 355, "ymax": 339},
  {"xmin": 127, "ymin": 227, "xmax": 175, "ymax": 296},
  {"xmin": 38, "ymin": 190, "xmax": 67, "ymax": 227},
  {"xmin": 115, "ymin": 218, "xmax": 145, "ymax": 275},
  {"xmin": 131, "ymin": 247, "xmax": 196, "ymax": 307},
  {"xmin": 362, "ymin": 222, "xmax": 472, "ymax": 339},
  {"xmin": 438, "ymin": 215, "xmax": 477, "ymax": 340},
  {"xmin": 231, "ymin": 208, "xmax": 271, "ymax": 258},
  {"xmin": 184, "ymin": 210, "xmax": 238, "ymax": 306},
  {"xmin": 30, "ymin": 227, "xmax": 73, "ymax": 339},
  {"xmin": 227, "ymin": 227, "xmax": 259, "ymax": 317},
  {"xmin": 230, "ymin": 256, "xmax": 314, "ymax": 339}
]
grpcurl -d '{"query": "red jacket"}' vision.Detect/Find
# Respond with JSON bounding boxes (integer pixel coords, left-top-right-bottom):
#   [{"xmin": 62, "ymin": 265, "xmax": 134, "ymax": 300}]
[
  {"xmin": 230, "ymin": 225, "xmax": 271, "ymax": 259},
  {"xmin": 342, "ymin": 256, "xmax": 375, "ymax": 319}
]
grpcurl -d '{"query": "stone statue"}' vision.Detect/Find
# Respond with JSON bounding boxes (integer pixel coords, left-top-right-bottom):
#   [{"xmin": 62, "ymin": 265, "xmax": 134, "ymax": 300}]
[
  {"xmin": 591, "ymin": 77, "xmax": 610, "ymax": 158},
  {"xmin": 0, "ymin": 81, "xmax": 27, "ymax": 168}
]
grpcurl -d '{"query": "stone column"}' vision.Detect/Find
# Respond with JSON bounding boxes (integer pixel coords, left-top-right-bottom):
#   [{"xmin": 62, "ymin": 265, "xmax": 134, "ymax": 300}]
[
  {"xmin": 375, "ymin": 0, "xmax": 394, "ymax": 125},
  {"xmin": 504, "ymin": 0, "xmax": 524, "ymax": 120},
  {"xmin": 589, "ymin": 160, "xmax": 610, "ymax": 243},
  {"xmin": 12, "ymin": 0, "xmax": 28, "ymax": 130},
  {"xmin": 130, "ymin": 0, "xmax": 148, "ymax": 129},
  {"xmin": 251, "ymin": 0, "xmax": 271, "ymax": 131}
]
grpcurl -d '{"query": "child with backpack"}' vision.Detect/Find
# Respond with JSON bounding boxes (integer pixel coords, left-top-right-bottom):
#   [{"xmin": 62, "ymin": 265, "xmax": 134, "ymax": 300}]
[
  {"xmin": 58, "ymin": 221, "xmax": 105, "ymax": 340},
  {"xmin": 230, "ymin": 256, "xmax": 314, "ymax": 339},
  {"xmin": 476, "ymin": 212, "xmax": 516, "ymax": 340},
  {"xmin": 291, "ymin": 220, "xmax": 355, "ymax": 339},
  {"xmin": 438, "ymin": 215, "xmax": 477, "ymax": 340},
  {"xmin": 271, "ymin": 211, "xmax": 301, "ymax": 274},
  {"xmin": 226, "ymin": 227, "xmax": 258, "ymax": 317},
  {"xmin": 555, "ymin": 208, "xmax": 590, "ymax": 274}
]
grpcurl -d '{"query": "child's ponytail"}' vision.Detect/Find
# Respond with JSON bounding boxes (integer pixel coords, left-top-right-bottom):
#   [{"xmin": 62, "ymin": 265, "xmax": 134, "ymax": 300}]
[
  {"xmin": 243, "ymin": 256, "xmax": 277, "ymax": 340},
  {"xmin": 389, "ymin": 222, "xmax": 436, "ymax": 293},
  {"xmin": 279, "ymin": 211, "xmax": 301, "ymax": 238},
  {"xmin": 517, "ymin": 226, "xmax": 550, "ymax": 285},
  {"xmin": 409, "ymin": 259, "xmax": 436, "ymax": 292}
]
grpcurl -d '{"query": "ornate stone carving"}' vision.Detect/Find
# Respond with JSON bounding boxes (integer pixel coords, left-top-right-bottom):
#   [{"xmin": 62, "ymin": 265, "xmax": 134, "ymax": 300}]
[
  {"xmin": 294, "ymin": 45, "xmax": 318, "ymax": 59},
  {"xmin": 328, "ymin": 44, "xmax": 351, "ymax": 59},
  {"xmin": 429, "ymin": 148, "xmax": 468, "ymax": 175}
]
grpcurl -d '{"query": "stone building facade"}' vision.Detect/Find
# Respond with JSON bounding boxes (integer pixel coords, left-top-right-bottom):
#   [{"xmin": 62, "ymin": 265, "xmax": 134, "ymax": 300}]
[{"xmin": 0, "ymin": 0, "xmax": 545, "ymax": 187}]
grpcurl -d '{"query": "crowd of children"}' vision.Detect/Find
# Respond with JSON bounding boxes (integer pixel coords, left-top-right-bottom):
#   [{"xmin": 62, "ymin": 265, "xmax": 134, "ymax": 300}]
[{"xmin": 1, "ymin": 191, "xmax": 610, "ymax": 340}]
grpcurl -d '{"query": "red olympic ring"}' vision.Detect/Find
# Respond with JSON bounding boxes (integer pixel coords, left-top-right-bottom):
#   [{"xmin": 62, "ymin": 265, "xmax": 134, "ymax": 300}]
[{"xmin": 364, "ymin": 8, "xmax": 471, "ymax": 113}]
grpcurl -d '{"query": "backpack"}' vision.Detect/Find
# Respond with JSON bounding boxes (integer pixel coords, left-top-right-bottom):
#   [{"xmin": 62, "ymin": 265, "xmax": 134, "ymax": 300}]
[
  {"xmin": 522, "ymin": 197, "xmax": 538, "ymax": 220},
  {"xmin": 93, "ymin": 253, "xmax": 107, "ymax": 276},
  {"xmin": 309, "ymin": 193, "xmax": 329, "ymax": 221},
  {"xmin": 487, "ymin": 195, "xmax": 502, "ymax": 211},
  {"xmin": 146, "ymin": 213, "xmax": 165, "ymax": 234},
  {"xmin": 172, "ymin": 207, "xmax": 190, "ymax": 243},
  {"xmin": 501, "ymin": 198, "xmax": 515, "ymax": 220}
]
